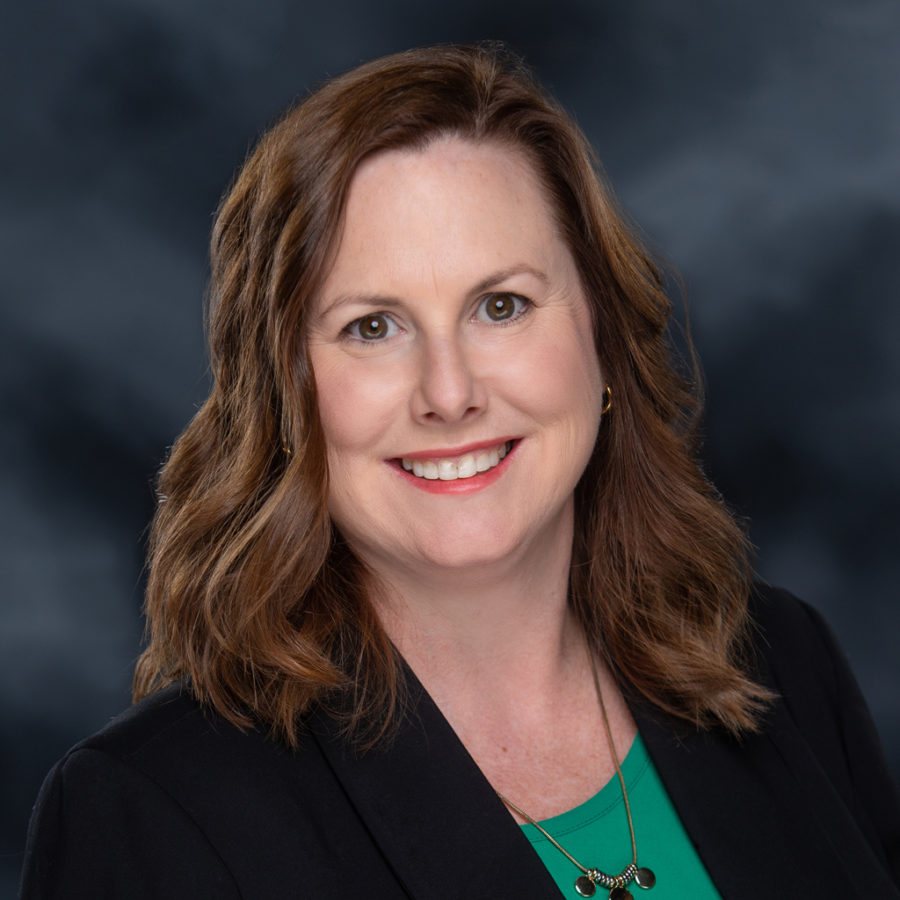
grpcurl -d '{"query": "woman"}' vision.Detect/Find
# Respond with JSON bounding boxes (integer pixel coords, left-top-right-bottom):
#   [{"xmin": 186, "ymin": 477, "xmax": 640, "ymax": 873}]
[{"xmin": 21, "ymin": 45, "xmax": 900, "ymax": 899}]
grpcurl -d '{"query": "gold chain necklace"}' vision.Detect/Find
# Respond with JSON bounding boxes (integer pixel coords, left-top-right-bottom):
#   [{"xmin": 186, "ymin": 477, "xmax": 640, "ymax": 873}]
[{"xmin": 496, "ymin": 653, "xmax": 656, "ymax": 899}]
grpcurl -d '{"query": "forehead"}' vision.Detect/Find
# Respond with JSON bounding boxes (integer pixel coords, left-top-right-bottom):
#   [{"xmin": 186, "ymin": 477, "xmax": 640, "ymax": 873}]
[
  {"xmin": 319, "ymin": 137, "xmax": 569, "ymax": 297},
  {"xmin": 350, "ymin": 136, "xmax": 551, "ymax": 212}
]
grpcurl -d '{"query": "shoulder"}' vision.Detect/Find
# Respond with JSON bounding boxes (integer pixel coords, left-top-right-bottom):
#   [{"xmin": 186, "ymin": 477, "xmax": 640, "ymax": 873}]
[
  {"xmin": 20, "ymin": 686, "xmax": 339, "ymax": 899},
  {"xmin": 746, "ymin": 582, "xmax": 866, "ymax": 736},
  {"xmin": 44, "ymin": 685, "xmax": 309, "ymax": 818},
  {"xmin": 36, "ymin": 682, "xmax": 339, "ymax": 822},
  {"xmin": 747, "ymin": 582, "xmax": 900, "ymax": 881},
  {"xmin": 747, "ymin": 582, "xmax": 842, "ymax": 685},
  {"xmin": 746, "ymin": 580, "xmax": 834, "ymax": 654},
  {"xmin": 21, "ymin": 687, "xmax": 244, "ymax": 898},
  {"xmin": 70, "ymin": 683, "xmax": 301, "ymax": 783},
  {"xmin": 747, "ymin": 582, "xmax": 871, "ymax": 756},
  {"xmin": 67, "ymin": 684, "xmax": 217, "ymax": 769}
]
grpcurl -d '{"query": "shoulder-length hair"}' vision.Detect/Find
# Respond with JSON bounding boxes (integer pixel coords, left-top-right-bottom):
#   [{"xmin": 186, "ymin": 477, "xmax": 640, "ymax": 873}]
[{"xmin": 134, "ymin": 43, "xmax": 770, "ymax": 746}]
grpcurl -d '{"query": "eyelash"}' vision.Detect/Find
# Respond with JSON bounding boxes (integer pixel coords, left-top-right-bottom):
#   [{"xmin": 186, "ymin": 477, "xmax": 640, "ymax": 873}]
[
  {"xmin": 341, "ymin": 314, "xmax": 401, "ymax": 343},
  {"xmin": 475, "ymin": 292, "xmax": 532, "ymax": 325},
  {"xmin": 340, "ymin": 293, "xmax": 532, "ymax": 343}
]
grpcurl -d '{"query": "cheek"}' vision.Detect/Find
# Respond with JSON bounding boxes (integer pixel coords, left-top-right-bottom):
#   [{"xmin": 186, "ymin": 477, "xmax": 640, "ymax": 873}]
[
  {"xmin": 516, "ymin": 327, "xmax": 603, "ymax": 423},
  {"xmin": 313, "ymin": 356, "xmax": 403, "ymax": 461}
]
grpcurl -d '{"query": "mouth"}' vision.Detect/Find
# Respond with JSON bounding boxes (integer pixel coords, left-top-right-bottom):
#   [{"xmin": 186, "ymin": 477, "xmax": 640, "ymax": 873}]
[{"xmin": 397, "ymin": 440, "xmax": 514, "ymax": 482}]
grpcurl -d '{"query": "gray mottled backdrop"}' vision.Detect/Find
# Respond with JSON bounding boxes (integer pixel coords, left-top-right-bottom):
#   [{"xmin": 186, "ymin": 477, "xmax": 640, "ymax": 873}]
[{"xmin": 3, "ymin": 1, "xmax": 898, "ymax": 894}]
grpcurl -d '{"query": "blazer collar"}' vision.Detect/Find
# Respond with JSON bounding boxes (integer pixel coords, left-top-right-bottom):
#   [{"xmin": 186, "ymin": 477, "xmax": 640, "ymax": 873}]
[
  {"xmin": 634, "ymin": 699, "xmax": 900, "ymax": 899},
  {"xmin": 310, "ymin": 670, "xmax": 899, "ymax": 900},
  {"xmin": 308, "ymin": 674, "xmax": 562, "ymax": 899}
]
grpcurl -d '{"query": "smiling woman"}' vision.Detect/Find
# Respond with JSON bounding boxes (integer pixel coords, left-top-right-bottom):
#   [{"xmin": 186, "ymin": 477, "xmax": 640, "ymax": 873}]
[
  {"xmin": 20, "ymin": 44, "xmax": 900, "ymax": 900},
  {"xmin": 309, "ymin": 139, "xmax": 604, "ymax": 575}
]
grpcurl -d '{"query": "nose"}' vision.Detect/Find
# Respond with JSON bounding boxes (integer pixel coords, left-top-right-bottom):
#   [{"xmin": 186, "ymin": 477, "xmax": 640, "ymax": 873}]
[{"xmin": 410, "ymin": 336, "xmax": 485, "ymax": 424}]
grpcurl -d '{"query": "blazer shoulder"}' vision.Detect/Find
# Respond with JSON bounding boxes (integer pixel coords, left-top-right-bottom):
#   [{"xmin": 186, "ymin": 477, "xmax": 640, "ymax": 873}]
[
  {"xmin": 75, "ymin": 684, "xmax": 210, "ymax": 759},
  {"xmin": 747, "ymin": 582, "xmax": 848, "ymax": 699},
  {"xmin": 21, "ymin": 688, "xmax": 365, "ymax": 898},
  {"xmin": 748, "ymin": 581, "xmax": 900, "ymax": 884},
  {"xmin": 747, "ymin": 581, "xmax": 828, "ymax": 650},
  {"xmin": 746, "ymin": 582, "xmax": 869, "ymax": 746},
  {"xmin": 21, "ymin": 691, "xmax": 245, "ymax": 900},
  {"xmin": 73, "ymin": 684, "xmax": 323, "ymax": 781}
]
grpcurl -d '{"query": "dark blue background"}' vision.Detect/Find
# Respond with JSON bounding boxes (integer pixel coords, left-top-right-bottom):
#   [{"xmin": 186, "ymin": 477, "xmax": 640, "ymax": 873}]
[{"xmin": 3, "ymin": 2, "xmax": 899, "ymax": 895}]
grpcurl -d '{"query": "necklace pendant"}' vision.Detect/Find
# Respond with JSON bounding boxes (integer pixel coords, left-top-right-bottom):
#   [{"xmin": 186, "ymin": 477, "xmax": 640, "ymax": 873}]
[
  {"xmin": 634, "ymin": 867, "xmax": 656, "ymax": 889},
  {"xmin": 575, "ymin": 875, "xmax": 597, "ymax": 896},
  {"xmin": 608, "ymin": 889, "xmax": 633, "ymax": 900}
]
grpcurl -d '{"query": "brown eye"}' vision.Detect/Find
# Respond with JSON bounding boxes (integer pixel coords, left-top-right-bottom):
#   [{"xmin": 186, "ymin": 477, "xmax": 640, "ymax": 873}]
[
  {"xmin": 360, "ymin": 316, "xmax": 387, "ymax": 339},
  {"xmin": 347, "ymin": 313, "xmax": 397, "ymax": 341},
  {"xmin": 478, "ymin": 293, "xmax": 529, "ymax": 323}
]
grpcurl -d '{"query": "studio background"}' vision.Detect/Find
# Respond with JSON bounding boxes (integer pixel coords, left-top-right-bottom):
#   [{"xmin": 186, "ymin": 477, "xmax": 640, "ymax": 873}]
[{"xmin": 2, "ymin": 1, "xmax": 898, "ymax": 895}]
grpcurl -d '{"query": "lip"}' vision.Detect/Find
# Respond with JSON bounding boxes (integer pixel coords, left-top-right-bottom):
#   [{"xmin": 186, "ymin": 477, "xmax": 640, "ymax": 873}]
[
  {"xmin": 389, "ymin": 438, "xmax": 520, "ymax": 494},
  {"xmin": 395, "ymin": 437, "xmax": 519, "ymax": 461}
]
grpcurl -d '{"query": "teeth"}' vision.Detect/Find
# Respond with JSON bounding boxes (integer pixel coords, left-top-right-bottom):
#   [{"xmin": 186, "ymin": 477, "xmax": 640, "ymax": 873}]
[{"xmin": 400, "ymin": 442, "xmax": 511, "ymax": 482}]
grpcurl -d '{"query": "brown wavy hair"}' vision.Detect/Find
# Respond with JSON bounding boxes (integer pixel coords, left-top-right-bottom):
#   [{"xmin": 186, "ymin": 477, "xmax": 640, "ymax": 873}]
[{"xmin": 134, "ymin": 43, "xmax": 771, "ymax": 746}]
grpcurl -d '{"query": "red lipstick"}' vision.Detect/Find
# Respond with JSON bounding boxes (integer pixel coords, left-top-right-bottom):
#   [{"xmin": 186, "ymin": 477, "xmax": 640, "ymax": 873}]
[{"xmin": 389, "ymin": 438, "xmax": 519, "ymax": 495}]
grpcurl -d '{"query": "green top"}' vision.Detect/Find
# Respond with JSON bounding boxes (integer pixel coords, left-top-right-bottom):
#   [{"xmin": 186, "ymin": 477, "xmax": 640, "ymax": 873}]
[{"xmin": 519, "ymin": 734, "xmax": 722, "ymax": 899}]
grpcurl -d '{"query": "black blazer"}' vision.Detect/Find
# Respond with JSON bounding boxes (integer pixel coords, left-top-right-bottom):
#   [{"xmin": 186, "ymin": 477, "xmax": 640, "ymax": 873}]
[{"xmin": 19, "ymin": 586, "xmax": 900, "ymax": 898}]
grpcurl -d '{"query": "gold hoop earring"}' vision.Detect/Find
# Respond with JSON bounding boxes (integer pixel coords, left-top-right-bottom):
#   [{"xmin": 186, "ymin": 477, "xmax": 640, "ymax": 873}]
[{"xmin": 601, "ymin": 385, "xmax": 612, "ymax": 415}]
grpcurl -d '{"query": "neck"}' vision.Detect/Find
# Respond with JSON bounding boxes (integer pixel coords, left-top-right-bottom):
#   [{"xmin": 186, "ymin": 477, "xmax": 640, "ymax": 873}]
[
  {"xmin": 367, "ymin": 515, "xmax": 580, "ymax": 713},
  {"xmin": 358, "ymin": 511, "xmax": 639, "ymax": 826}
]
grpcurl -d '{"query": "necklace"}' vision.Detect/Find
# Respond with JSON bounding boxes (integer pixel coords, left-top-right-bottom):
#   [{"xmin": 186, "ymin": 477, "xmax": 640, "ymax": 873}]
[{"xmin": 496, "ymin": 653, "xmax": 656, "ymax": 899}]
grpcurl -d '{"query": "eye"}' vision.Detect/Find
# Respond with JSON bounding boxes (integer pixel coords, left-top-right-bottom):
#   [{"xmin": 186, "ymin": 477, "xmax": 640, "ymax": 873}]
[
  {"xmin": 476, "ymin": 293, "xmax": 530, "ymax": 324},
  {"xmin": 343, "ymin": 313, "xmax": 400, "ymax": 342}
]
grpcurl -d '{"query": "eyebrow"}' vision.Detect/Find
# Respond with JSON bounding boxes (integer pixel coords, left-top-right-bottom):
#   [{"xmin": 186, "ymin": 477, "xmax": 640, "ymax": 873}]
[
  {"xmin": 471, "ymin": 264, "xmax": 549, "ymax": 294},
  {"xmin": 317, "ymin": 264, "xmax": 550, "ymax": 318}
]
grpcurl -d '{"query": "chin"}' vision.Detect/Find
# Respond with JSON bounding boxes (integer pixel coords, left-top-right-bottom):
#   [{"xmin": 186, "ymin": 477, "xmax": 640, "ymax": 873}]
[{"xmin": 406, "ymin": 528, "xmax": 528, "ymax": 573}]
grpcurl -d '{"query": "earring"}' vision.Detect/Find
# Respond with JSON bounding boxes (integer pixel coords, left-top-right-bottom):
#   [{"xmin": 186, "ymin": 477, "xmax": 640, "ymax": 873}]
[{"xmin": 601, "ymin": 385, "xmax": 612, "ymax": 415}]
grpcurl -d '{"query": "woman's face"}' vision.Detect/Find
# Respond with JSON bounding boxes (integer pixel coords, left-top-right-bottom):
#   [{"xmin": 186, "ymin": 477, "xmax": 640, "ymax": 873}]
[{"xmin": 308, "ymin": 138, "xmax": 605, "ymax": 580}]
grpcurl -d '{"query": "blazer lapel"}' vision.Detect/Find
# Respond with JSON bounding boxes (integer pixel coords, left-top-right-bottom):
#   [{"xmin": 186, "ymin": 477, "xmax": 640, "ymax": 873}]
[
  {"xmin": 310, "ymin": 648, "xmax": 899, "ymax": 899},
  {"xmin": 308, "ymin": 676, "xmax": 562, "ymax": 900},
  {"xmin": 634, "ymin": 700, "xmax": 899, "ymax": 899}
]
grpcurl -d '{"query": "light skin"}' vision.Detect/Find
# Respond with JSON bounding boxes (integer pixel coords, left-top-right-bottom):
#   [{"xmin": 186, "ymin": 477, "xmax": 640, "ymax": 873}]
[{"xmin": 308, "ymin": 137, "xmax": 636, "ymax": 820}]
